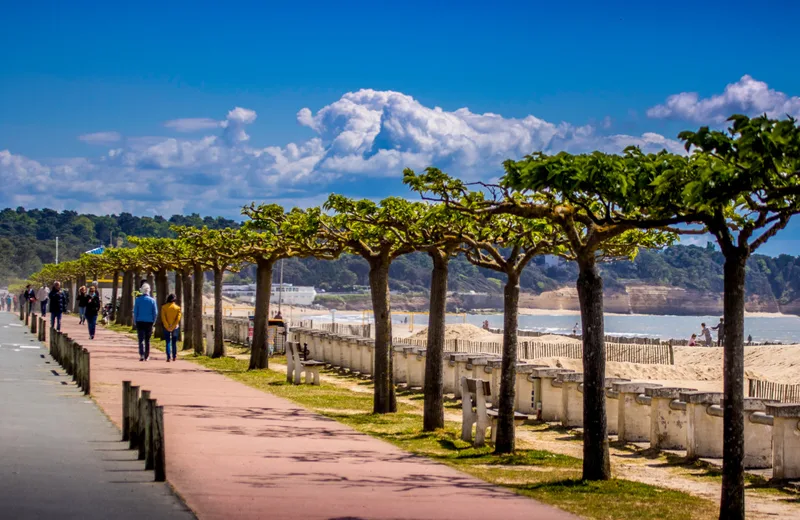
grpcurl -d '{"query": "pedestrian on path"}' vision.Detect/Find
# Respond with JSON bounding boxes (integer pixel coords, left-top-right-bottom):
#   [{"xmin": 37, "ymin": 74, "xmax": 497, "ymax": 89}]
[
  {"xmin": 23, "ymin": 284, "xmax": 36, "ymax": 314},
  {"xmin": 161, "ymin": 293, "xmax": 181, "ymax": 362},
  {"xmin": 134, "ymin": 283, "xmax": 158, "ymax": 361},
  {"xmin": 4, "ymin": 293, "xmax": 11, "ymax": 312},
  {"xmin": 36, "ymin": 285, "xmax": 49, "ymax": 317},
  {"xmin": 48, "ymin": 282, "xmax": 68, "ymax": 331},
  {"xmin": 85, "ymin": 286, "xmax": 101, "ymax": 340},
  {"xmin": 77, "ymin": 286, "xmax": 88, "ymax": 324}
]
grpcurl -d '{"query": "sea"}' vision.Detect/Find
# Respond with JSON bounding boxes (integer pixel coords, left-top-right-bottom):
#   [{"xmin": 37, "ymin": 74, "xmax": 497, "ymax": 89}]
[{"xmin": 319, "ymin": 312, "xmax": 800, "ymax": 344}]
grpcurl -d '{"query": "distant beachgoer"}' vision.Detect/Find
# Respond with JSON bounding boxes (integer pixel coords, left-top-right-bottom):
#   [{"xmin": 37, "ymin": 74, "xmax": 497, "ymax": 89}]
[
  {"xmin": 701, "ymin": 323, "xmax": 712, "ymax": 347},
  {"xmin": 85, "ymin": 286, "xmax": 101, "ymax": 340},
  {"xmin": 572, "ymin": 323, "xmax": 579, "ymax": 336},
  {"xmin": 77, "ymin": 286, "xmax": 88, "ymax": 324},
  {"xmin": 4, "ymin": 294, "xmax": 10, "ymax": 312},
  {"xmin": 133, "ymin": 283, "xmax": 158, "ymax": 361},
  {"xmin": 747, "ymin": 334, "xmax": 753, "ymax": 345},
  {"xmin": 48, "ymin": 282, "xmax": 68, "ymax": 331},
  {"xmin": 36, "ymin": 285, "xmax": 49, "ymax": 317},
  {"xmin": 161, "ymin": 293, "xmax": 181, "ymax": 362},
  {"xmin": 688, "ymin": 333, "xmax": 698, "ymax": 346},
  {"xmin": 275, "ymin": 311, "xmax": 283, "ymax": 319},
  {"xmin": 711, "ymin": 318, "xmax": 724, "ymax": 347}
]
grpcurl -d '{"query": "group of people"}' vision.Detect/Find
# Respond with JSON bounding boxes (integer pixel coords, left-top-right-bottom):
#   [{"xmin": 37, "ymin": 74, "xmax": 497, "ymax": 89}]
[
  {"xmin": 689, "ymin": 318, "xmax": 729, "ymax": 347},
  {"xmin": 132, "ymin": 282, "xmax": 182, "ymax": 362}
]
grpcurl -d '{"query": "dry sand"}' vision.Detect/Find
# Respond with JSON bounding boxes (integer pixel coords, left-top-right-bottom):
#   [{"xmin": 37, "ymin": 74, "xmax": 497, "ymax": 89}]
[{"xmin": 409, "ymin": 324, "xmax": 800, "ymax": 386}]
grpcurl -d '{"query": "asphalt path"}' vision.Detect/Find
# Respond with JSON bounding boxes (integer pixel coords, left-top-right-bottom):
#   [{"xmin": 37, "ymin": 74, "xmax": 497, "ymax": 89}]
[{"xmin": 0, "ymin": 311, "xmax": 194, "ymax": 520}]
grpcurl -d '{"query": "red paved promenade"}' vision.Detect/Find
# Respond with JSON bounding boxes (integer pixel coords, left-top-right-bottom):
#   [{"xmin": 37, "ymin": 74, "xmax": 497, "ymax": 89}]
[{"xmin": 59, "ymin": 317, "xmax": 575, "ymax": 520}]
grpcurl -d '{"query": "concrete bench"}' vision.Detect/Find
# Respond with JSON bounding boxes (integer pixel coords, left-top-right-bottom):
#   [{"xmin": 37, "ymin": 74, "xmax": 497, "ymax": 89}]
[
  {"xmin": 645, "ymin": 386, "xmax": 696, "ymax": 450},
  {"xmin": 766, "ymin": 403, "xmax": 800, "ymax": 480},
  {"xmin": 460, "ymin": 376, "xmax": 527, "ymax": 447},
  {"xmin": 700, "ymin": 398, "xmax": 777, "ymax": 468},
  {"xmin": 513, "ymin": 364, "xmax": 548, "ymax": 415},
  {"xmin": 449, "ymin": 354, "xmax": 473, "ymax": 398},
  {"xmin": 615, "ymin": 382, "xmax": 662, "ymax": 442},
  {"xmin": 286, "ymin": 341, "xmax": 324, "ymax": 385}
]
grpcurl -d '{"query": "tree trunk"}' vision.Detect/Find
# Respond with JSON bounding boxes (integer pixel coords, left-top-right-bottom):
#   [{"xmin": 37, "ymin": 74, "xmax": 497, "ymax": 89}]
[
  {"xmin": 134, "ymin": 271, "xmax": 141, "ymax": 297},
  {"xmin": 212, "ymin": 267, "xmax": 225, "ymax": 358},
  {"xmin": 110, "ymin": 270, "xmax": 119, "ymax": 321},
  {"xmin": 192, "ymin": 264, "xmax": 204, "ymax": 355},
  {"xmin": 369, "ymin": 260, "xmax": 396, "ymax": 414},
  {"xmin": 720, "ymin": 249, "xmax": 748, "ymax": 520},
  {"xmin": 146, "ymin": 273, "xmax": 155, "ymax": 292},
  {"xmin": 174, "ymin": 271, "xmax": 182, "ymax": 342},
  {"xmin": 116, "ymin": 272, "xmax": 128, "ymax": 325},
  {"xmin": 494, "ymin": 271, "xmax": 520, "ymax": 454},
  {"xmin": 576, "ymin": 258, "xmax": 610, "ymax": 480},
  {"xmin": 423, "ymin": 251, "xmax": 448, "ymax": 431},
  {"xmin": 154, "ymin": 270, "xmax": 168, "ymax": 339},
  {"xmin": 249, "ymin": 258, "xmax": 274, "ymax": 370},
  {"xmin": 181, "ymin": 270, "xmax": 193, "ymax": 350}
]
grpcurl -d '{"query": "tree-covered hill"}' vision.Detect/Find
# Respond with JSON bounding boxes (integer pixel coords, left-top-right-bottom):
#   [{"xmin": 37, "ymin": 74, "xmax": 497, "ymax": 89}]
[{"xmin": 1, "ymin": 207, "xmax": 799, "ymax": 311}]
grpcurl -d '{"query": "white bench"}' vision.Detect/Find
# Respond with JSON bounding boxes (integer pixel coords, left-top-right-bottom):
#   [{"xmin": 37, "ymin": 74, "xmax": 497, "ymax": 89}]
[
  {"xmin": 286, "ymin": 341, "xmax": 324, "ymax": 385},
  {"xmin": 461, "ymin": 376, "xmax": 528, "ymax": 447}
]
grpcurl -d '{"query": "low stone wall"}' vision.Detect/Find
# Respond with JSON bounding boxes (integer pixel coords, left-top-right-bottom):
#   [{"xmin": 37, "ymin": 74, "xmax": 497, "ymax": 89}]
[{"xmin": 291, "ymin": 327, "xmax": 800, "ymax": 480}]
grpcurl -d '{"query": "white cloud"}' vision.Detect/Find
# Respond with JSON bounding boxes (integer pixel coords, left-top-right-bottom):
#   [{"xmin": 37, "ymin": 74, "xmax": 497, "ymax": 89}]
[
  {"xmin": 78, "ymin": 131, "xmax": 121, "ymax": 145},
  {"xmin": 647, "ymin": 75, "xmax": 800, "ymax": 123},
  {"xmin": 2, "ymin": 90, "xmax": 693, "ymax": 217},
  {"xmin": 164, "ymin": 118, "xmax": 222, "ymax": 132}
]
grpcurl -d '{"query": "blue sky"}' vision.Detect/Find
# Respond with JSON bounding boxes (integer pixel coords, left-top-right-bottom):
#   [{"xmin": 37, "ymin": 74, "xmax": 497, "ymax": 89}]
[{"xmin": 1, "ymin": 1, "xmax": 800, "ymax": 255}]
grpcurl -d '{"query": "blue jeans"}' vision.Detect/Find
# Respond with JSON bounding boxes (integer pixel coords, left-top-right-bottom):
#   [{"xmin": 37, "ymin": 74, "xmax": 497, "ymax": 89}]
[
  {"xmin": 50, "ymin": 312, "xmax": 62, "ymax": 331},
  {"xmin": 165, "ymin": 328, "xmax": 179, "ymax": 359},
  {"xmin": 79, "ymin": 306, "xmax": 86, "ymax": 323},
  {"xmin": 86, "ymin": 315, "xmax": 98, "ymax": 338},
  {"xmin": 40, "ymin": 300, "xmax": 48, "ymax": 316},
  {"xmin": 136, "ymin": 321, "xmax": 153, "ymax": 359}
]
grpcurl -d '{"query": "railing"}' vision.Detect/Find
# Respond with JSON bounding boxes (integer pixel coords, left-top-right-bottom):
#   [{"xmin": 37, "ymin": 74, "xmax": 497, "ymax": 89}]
[
  {"xmin": 122, "ymin": 381, "xmax": 166, "ymax": 482},
  {"xmin": 748, "ymin": 378, "xmax": 800, "ymax": 403}
]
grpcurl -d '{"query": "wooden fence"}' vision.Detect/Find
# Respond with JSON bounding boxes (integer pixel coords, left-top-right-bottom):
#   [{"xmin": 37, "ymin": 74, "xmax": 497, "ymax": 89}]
[
  {"xmin": 394, "ymin": 337, "xmax": 674, "ymax": 365},
  {"xmin": 486, "ymin": 327, "xmax": 666, "ymax": 345},
  {"xmin": 747, "ymin": 378, "xmax": 800, "ymax": 403}
]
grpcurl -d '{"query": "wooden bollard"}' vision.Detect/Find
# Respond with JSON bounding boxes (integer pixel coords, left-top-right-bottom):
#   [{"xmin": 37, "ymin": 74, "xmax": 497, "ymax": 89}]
[
  {"xmin": 30, "ymin": 314, "xmax": 37, "ymax": 334},
  {"xmin": 153, "ymin": 405, "xmax": 166, "ymax": 482},
  {"xmin": 83, "ymin": 349, "xmax": 90, "ymax": 395},
  {"xmin": 145, "ymin": 398, "xmax": 156, "ymax": 470},
  {"xmin": 19, "ymin": 305, "xmax": 24, "ymax": 321},
  {"xmin": 138, "ymin": 390, "xmax": 151, "ymax": 461},
  {"xmin": 25, "ymin": 309, "xmax": 29, "ymax": 326},
  {"xmin": 129, "ymin": 385, "xmax": 140, "ymax": 450},
  {"xmin": 122, "ymin": 381, "xmax": 131, "ymax": 441},
  {"xmin": 49, "ymin": 327, "xmax": 55, "ymax": 354}
]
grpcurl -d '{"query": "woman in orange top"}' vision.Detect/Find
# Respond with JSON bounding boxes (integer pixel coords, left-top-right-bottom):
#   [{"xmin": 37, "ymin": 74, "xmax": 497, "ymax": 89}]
[{"xmin": 161, "ymin": 294, "xmax": 181, "ymax": 362}]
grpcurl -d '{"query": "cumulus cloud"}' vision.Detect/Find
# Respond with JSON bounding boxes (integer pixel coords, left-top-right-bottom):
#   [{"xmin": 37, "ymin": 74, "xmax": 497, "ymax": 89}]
[
  {"xmin": 164, "ymin": 118, "xmax": 222, "ymax": 132},
  {"xmin": 2, "ymin": 90, "xmax": 694, "ymax": 217},
  {"xmin": 78, "ymin": 131, "xmax": 121, "ymax": 145},
  {"xmin": 647, "ymin": 75, "xmax": 800, "ymax": 123}
]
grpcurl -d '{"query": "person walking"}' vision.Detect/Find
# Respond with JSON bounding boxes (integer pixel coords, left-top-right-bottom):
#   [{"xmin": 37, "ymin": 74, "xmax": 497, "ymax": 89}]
[
  {"xmin": 161, "ymin": 293, "xmax": 181, "ymax": 362},
  {"xmin": 85, "ymin": 285, "xmax": 101, "ymax": 340},
  {"xmin": 4, "ymin": 293, "xmax": 11, "ymax": 312},
  {"xmin": 36, "ymin": 285, "xmax": 49, "ymax": 317},
  {"xmin": 48, "ymin": 282, "xmax": 68, "ymax": 331},
  {"xmin": 23, "ymin": 284, "xmax": 36, "ymax": 315},
  {"xmin": 133, "ymin": 283, "xmax": 158, "ymax": 361},
  {"xmin": 711, "ymin": 318, "xmax": 725, "ymax": 347},
  {"xmin": 77, "ymin": 286, "xmax": 88, "ymax": 324},
  {"xmin": 701, "ymin": 322, "xmax": 713, "ymax": 347}
]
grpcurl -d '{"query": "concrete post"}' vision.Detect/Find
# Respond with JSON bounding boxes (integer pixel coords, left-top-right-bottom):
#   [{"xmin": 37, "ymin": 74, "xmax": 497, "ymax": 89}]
[
  {"xmin": 766, "ymin": 403, "xmax": 800, "ymax": 479},
  {"xmin": 532, "ymin": 368, "xmax": 573, "ymax": 422},
  {"xmin": 680, "ymin": 391, "xmax": 724, "ymax": 459},
  {"xmin": 449, "ymin": 354, "xmax": 471, "ymax": 399},
  {"xmin": 615, "ymin": 382, "xmax": 662, "ymax": 442},
  {"xmin": 560, "ymin": 373, "xmax": 584, "ymax": 428},
  {"xmin": 646, "ymin": 387, "xmax": 695, "ymax": 450}
]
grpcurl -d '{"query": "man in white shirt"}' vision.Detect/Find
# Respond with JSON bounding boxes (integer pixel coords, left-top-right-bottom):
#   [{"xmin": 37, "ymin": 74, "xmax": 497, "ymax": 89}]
[{"xmin": 36, "ymin": 285, "xmax": 49, "ymax": 316}]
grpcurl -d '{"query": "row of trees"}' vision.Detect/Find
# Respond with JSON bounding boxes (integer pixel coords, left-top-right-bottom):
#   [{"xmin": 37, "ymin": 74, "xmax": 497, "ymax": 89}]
[{"xmin": 24, "ymin": 115, "xmax": 800, "ymax": 520}]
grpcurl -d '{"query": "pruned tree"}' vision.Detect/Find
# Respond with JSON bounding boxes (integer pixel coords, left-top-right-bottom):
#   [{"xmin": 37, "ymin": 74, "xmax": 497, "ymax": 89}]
[
  {"xmin": 242, "ymin": 204, "xmax": 342, "ymax": 370},
  {"xmin": 405, "ymin": 169, "xmax": 564, "ymax": 448},
  {"xmin": 176, "ymin": 226, "xmax": 244, "ymax": 358},
  {"xmin": 322, "ymin": 195, "xmax": 432, "ymax": 414},
  {"xmin": 651, "ymin": 115, "xmax": 800, "ymax": 520}
]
